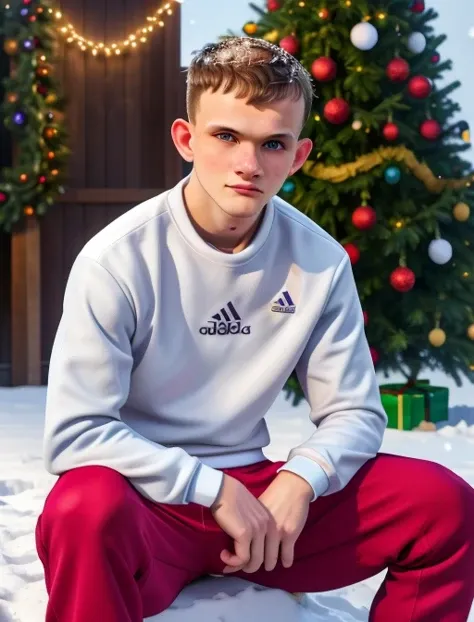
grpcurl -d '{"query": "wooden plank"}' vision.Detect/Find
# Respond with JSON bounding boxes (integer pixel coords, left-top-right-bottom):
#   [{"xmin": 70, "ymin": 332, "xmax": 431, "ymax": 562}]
[
  {"xmin": 59, "ymin": 188, "xmax": 163, "ymax": 203},
  {"xmin": 124, "ymin": 0, "xmax": 143, "ymax": 188},
  {"xmin": 84, "ymin": 0, "xmax": 106, "ymax": 187},
  {"xmin": 11, "ymin": 218, "xmax": 41, "ymax": 385},
  {"xmin": 61, "ymin": 0, "xmax": 87, "ymax": 188},
  {"xmin": 105, "ymin": 0, "xmax": 126, "ymax": 187},
  {"xmin": 163, "ymin": 5, "xmax": 182, "ymax": 186}
]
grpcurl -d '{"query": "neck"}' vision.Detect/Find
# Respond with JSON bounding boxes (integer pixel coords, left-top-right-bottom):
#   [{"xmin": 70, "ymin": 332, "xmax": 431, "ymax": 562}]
[{"xmin": 183, "ymin": 171, "xmax": 264, "ymax": 254}]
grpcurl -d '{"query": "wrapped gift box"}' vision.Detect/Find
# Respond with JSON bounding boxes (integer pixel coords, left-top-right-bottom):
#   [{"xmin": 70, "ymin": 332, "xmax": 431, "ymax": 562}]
[{"xmin": 380, "ymin": 380, "xmax": 449, "ymax": 430}]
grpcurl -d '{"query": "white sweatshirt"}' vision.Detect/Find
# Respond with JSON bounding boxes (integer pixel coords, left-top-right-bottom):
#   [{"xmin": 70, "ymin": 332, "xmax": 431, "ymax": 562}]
[{"xmin": 43, "ymin": 176, "xmax": 387, "ymax": 507}]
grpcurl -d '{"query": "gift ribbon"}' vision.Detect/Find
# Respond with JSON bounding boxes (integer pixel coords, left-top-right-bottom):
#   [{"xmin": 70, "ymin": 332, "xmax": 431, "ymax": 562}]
[{"xmin": 380, "ymin": 380, "xmax": 432, "ymax": 429}]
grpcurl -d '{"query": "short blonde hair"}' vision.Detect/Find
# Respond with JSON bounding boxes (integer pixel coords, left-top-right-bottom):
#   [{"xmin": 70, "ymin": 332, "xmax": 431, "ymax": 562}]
[{"xmin": 186, "ymin": 37, "xmax": 314, "ymax": 130}]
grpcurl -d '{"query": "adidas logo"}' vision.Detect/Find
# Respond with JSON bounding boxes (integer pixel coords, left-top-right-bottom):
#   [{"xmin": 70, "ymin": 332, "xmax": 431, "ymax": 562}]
[
  {"xmin": 199, "ymin": 301, "xmax": 251, "ymax": 335},
  {"xmin": 271, "ymin": 290, "xmax": 296, "ymax": 314}
]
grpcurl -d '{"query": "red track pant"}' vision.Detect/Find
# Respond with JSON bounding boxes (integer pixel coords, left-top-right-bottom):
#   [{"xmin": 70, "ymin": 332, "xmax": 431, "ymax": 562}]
[{"xmin": 36, "ymin": 454, "xmax": 474, "ymax": 621}]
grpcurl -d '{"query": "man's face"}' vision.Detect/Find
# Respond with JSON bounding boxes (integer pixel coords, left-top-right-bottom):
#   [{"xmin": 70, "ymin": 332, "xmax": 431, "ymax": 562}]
[{"xmin": 182, "ymin": 87, "xmax": 312, "ymax": 220}]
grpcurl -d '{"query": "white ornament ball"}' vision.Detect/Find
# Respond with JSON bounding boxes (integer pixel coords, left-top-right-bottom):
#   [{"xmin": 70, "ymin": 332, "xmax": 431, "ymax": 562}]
[
  {"xmin": 428, "ymin": 239, "xmax": 453, "ymax": 264},
  {"xmin": 352, "ymin": 119, "xmax": 363, "ymax": 130},
  {"xmin": 407, "ymin": 32, "xmax": 426, "ymax": 54},
  {"xmin": 350, "ymin": 22, "xmax": 379, "ymax": 51}
]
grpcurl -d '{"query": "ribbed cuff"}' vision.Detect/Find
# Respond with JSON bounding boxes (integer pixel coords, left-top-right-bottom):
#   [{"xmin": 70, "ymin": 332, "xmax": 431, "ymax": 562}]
[
  {"xmin": 277, "ymin": 455, "xmax": 329, "ymax": 501},
  {"xmin": 186, "ymin": 463, "xmax": 224, "ymax": 507}
]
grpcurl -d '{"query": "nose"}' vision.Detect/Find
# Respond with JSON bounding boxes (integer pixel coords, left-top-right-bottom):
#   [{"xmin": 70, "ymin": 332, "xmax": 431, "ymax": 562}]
[{"xmin": 233, "ymin": 144, "xmax": 263, "ymax": 178}]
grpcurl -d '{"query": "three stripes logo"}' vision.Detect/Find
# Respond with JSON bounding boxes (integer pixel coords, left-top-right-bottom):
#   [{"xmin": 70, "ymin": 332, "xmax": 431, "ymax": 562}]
[
  {"xmin": 199, "ymin": 301, "xmax": 251, "ymax": 335},
  {"xmin": 271, "ymin": 291, "xmax": 296, "ymax": 314}
]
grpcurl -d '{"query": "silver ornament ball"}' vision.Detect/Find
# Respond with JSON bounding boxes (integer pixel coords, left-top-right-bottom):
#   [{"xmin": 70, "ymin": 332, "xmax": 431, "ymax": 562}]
[
  {"xmin": 350, "ymin": 22, "xmax": 379, "ymax": 51},
  {"xmin": 428, "ymin": 238, "xmax": 453, "ymax": 264}
]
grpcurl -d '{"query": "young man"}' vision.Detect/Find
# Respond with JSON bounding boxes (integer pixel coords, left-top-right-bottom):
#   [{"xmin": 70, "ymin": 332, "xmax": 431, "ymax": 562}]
[{"xmin": 36, "ymin": 37, "xmax": 474, "ymax": 622}]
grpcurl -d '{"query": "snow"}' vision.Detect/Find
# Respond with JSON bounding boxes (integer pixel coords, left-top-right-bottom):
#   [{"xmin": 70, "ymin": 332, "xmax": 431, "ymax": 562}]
[{"xmin": 0, "ymin": 385, "xmax": 473, "ymax": 622}]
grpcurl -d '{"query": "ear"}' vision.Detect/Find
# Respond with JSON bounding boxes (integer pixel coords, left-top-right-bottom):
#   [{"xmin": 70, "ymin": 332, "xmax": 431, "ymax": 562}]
[
  {"xmin": 288, "ymin": 138, "xmax": 313, "ymax": 177},
  {"xmin": 171, "ymin": 118, "xmax": 194, "ymax": 162}
]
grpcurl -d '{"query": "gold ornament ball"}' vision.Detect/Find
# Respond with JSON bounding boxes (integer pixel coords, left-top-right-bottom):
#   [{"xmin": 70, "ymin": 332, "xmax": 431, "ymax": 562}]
[
  {"xmin": 352, "ymin": 120, "xmax": 363, "ymax": 130},
  {"xmin": 453, "ymin": 202, "xmax": 470, "ymax": 222},
  {"xmin": 243, "ymin": 22, "xmax": 258, "ymax": 35},
  {"xmin": 428, "ymin": 328, "xmax": 446, "ymax": 347},
  {"xmin": 467, "ymin": 324, "xmax": 474, "ymax": 340},
  {"xmin": 4, "ymin": 39, "xmax": 18, "ymax": 55},
  {"xmin": 264, "ymin": 30, "xmax": 279, "ymax": 43},
  {"xmin": 7, "ymin": 92, "xmax": 18, "ymax": 104}
]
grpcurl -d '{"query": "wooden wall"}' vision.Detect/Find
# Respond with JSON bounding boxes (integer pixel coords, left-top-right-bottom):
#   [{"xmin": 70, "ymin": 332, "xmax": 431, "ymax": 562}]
[
  {"xmin": 1, "ymin": 0, "xmax": 188, "ymax": 385},
  {"xmin": 0, "ymin": 31, "xmax": 12, "ymax": 385}
]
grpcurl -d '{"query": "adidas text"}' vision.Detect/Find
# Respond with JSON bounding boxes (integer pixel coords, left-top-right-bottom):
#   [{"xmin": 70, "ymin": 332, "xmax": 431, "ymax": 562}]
[{"xmin": 199, "ymin": 321, "xmax": 251, "ymax": 335}]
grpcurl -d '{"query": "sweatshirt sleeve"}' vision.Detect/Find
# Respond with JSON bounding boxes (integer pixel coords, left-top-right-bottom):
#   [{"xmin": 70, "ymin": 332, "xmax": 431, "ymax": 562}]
[
  {"xmin": 277, "ymin": 254, "xmax": 387, "ymax": 500},
  {"xmin": 43, "ymin": 255, "xmax": 223, "ymax": 507}
]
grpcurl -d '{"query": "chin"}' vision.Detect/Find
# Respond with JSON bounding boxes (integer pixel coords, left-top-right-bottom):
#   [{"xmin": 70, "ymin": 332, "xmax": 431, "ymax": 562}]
[{"xmin": 221, "ymin": 199, "xmax": 266, "ymax": 219}]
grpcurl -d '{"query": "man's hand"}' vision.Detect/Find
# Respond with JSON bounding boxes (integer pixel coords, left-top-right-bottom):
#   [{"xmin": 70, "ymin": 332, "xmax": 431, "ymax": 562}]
[
  {"xmin": 254, "ymin": 471, "xmax": 312, "ymax": 572},
  {"xmin": 213, "ymin": 471, "xmax": 313, "ymax": 575},
  {"xmin": 211, "ymin": 474, "xmax": 272, "ymax": 574}
]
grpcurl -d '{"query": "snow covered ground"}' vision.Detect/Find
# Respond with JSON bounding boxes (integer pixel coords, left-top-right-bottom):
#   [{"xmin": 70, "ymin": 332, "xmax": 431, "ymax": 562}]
[{"xmin": 1, "ymin": 384, "xmax": 473, "ymax": 622}]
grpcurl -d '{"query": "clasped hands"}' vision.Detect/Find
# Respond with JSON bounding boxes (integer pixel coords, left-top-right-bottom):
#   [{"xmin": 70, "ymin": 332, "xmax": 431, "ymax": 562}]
[{"xmin": 210, "ymin": 470, "xmax": 313, "ymax": 574}]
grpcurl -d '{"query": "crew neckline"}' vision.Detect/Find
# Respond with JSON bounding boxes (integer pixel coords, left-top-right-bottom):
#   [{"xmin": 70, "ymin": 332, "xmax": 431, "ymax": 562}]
[{"xmin": 166, "ymin": 176, "xmax": 275, "ymax": 267}]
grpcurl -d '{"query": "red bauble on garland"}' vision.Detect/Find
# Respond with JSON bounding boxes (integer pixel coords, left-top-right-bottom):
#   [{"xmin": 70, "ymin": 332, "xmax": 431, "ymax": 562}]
[
  {"xmin": 324, "ymin": 98, "xmax": 351, "ymax": 124},
  {"xmin": 390, "ymin": 266, "xmax": 416, "ymax": 292},
  {"xmin": 407, "ymin": 75, "xmax": 432, "ymax": 99},
  {"xmin": 344, "ymin": 243, "xmax": 360, "ymax": 265},
  {"xmin": 311, "ymin": 57, "xmax": 337, "ymax": 82},
  {"xmin": 267, "ymin": 0, "xmax": 281, "ymax": 11},
  {"xmin": 409, "ymin": 0, "xmax": 425, "ymax": 12},
  {"xmin": 279, "ymin": 35, "xmax": 299, "ymax": 56},
  {"xmin": 383, "ymin": 122, "xmax": 399, "ymax": 142},
  {"xmin": 0, "ymin": 192, "xmax": 7, "ymax": 203},
  {"xmin": 369, "ymin": 347, "xmax": 379, "ymax": 366},
  {"xmin": 352, "ymin": 205, "xmax": 377, "ymax": 230},
  {"xmin": 431, "ymin": 52, "xmax": 440, "ymax": 64},
  {"xmin": 420, "ymin": 119, "xmax": 442, "ymax": 140},
  {"xmin": 386, "ymin": 58, "xmax": 410, "ymax": 82}
]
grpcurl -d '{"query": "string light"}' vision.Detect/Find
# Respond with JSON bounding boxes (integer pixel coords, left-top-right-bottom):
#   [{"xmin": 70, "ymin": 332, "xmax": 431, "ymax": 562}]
[{"xmin": 54, "ymin": 0, "xmax": 182, "ymax": 56}]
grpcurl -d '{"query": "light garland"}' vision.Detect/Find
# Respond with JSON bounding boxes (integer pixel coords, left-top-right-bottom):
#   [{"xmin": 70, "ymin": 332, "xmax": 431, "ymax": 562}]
[{"xmin": 52, "ymin": 0, "xmax": 182, "ymax": 56}]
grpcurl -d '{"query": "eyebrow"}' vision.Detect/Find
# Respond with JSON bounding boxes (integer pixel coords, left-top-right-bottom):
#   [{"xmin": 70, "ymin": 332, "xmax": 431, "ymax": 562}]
[{"xmin": 206, "ymin": 124, "xmax": 296, "ymax": 141}]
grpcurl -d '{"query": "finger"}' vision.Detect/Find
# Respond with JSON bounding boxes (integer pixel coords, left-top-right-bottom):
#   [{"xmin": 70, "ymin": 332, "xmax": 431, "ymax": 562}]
[
  {"xmin": 242, "ymin": 529, "xmax": 265, "ymax": 574},
  {"xmin": 264, "ymin": 527, "xmax": 281, "ymax": 572},
  {"xmin": 220, "ymin": 548, "xmax": 245, "ymax": 569},
  {"xmin": 280, "ymin": 536, "xmax": 295, "ymax": 568}
]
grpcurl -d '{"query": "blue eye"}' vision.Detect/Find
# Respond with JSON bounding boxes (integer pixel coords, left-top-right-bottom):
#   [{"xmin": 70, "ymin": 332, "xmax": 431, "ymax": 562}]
[
  {"xmin": 265, "ymin": 140, "xmax": 284, "ymax": 150},
  {"xmin": 216, "ymin": 133, "xmax": 235, "ymax": 142}
]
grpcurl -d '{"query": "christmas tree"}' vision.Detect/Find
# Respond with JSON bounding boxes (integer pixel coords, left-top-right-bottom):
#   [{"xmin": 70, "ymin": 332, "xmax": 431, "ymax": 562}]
[
  {"xmin": 238, "ymin": 0, "xmax": 474, "ymax": 403},
  {"xmin": 0, "ymin": 0, "xmax": 69, "ymax": 230}
]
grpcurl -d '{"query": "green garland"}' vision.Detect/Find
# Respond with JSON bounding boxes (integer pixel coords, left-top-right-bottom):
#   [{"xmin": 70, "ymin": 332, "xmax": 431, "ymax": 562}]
[{"xmin": 0, "ymin": 0, "xmax": 69, "ymax": 231}]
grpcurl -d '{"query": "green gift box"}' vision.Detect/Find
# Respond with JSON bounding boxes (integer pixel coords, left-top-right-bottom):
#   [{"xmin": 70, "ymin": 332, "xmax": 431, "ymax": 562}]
[{"xmin": 380, "ymin": 380, "xmax": 449, "ymax": 431}]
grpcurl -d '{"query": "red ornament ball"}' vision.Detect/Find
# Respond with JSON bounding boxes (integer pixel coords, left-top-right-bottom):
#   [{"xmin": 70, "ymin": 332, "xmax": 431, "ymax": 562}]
[
  {"xmin": 0, "ymin": 192, "xmax": 7, "ymax": 203},
  {"xmin": 363, "ymin": 311, "xmax": 369, "ymax": 326},
  {"xmin": 390, "ymin": 266, "xmax": 416, "ymax": 292},
  {"xmin": 409, "ymin": 0, "xmax": 425, "ymax": 12},
  {"xmin": 324, "ymin": 98, "xmax": 351, "ymax": 125},
  {"xmin": 279, "ymin": 35, "xmax": 299, "ymax": 56},
  {"xmin": 344, "ymin": 243, "xmax": 360, "ymax": 265},
  {"xmin": 420, "ymin": 119, "xmax": 441, "ymax": 141},
  {"xmin": 352, "ymin": 205, "xmax": 377, "ymax": 230},
  {"xmin": 38, "ymin": 175, "xmax": 47, "ymax": 184},
  {"xmin": 408, "ymin": 75, "xmax": 432, "ymax": 99},
  {"xmin": 431, "ymin": 52, "xmax": 440, "ymax": 64},
  {"xmin": 386, "ymin": 58, "xmax": 410, "ymax": 82},
  {"xmin": 267, "ymin": 0, "xmax": 280, "ymax": 10},
  {"xmin": 369, "ymin": 347, "xmax": 379, "ymax": 366},
  {"xmin": 383, "ymin": 122, "xmax": 399, "ymax": 142},
  {"xmin": 311, "ymin": 57, "xmax": 337, "ymax": 82}
]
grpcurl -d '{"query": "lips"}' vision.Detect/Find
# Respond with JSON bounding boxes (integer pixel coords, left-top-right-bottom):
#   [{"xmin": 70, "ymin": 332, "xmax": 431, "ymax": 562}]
[{"xmin": 227, "ymin": 185, "xmax": 262, "ymax": 195}]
